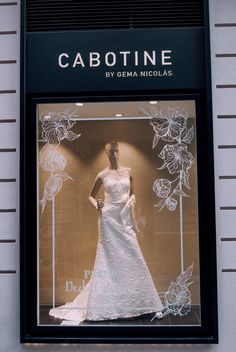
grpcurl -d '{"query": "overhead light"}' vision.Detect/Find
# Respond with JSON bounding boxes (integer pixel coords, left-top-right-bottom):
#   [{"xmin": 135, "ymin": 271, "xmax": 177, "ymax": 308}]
[
  {"xmin": 69, "ymin": 116, "xmax": 149, "ymax": 121},
  {"xmin": 149, "ymin": 101, "xmax": 158, "ymax": 105},
  {"xmin": 75, "ymin": 103, "xmax": 84, "ymax": 106},
  {"xmin": 115, "ymin": 113, "xmax": 123, "ymax": 117}
]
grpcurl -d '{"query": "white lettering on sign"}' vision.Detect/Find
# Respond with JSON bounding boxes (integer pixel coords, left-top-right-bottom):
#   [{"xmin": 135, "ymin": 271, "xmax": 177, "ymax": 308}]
[
  {"xmin": 58, "ymin": 53, "xmax": 69, "ymax": 68},
  {"xmin": 134, "ymin": 51, "xmax": 139, "ymax": 66},
  {"xmin": 104, "ymin": 70, "xmax": 173, "ymax": 78},
  {"xmin": 144, "ymin": 51, "xmax": 156, "ymax": 66},
  {"xmin": 58, "ymin": 50, "xmax": 173, "ymax": 69},
  {"xmin": 162, "ymin": 50, "xmax": 172, "ymax": 65},
  {"xmin": 120, "ymin": 51, "xmax": 131, "ymax": 66},
  {"xmin": 72, "ymin": 53, "xmax": 85, "ymax": 67},
  {"xmin": 89, "ymin": 52, "xmax": 100, "ymax": 67},
  {"xmin": 105, "ymin": 52, "xmax": 116, "ymax": 66}
]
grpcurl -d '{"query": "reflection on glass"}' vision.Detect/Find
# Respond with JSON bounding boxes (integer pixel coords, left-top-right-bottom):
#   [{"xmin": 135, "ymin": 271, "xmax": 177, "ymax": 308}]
[{"xmin": 37, "ymin": 100, "xmax": 200, "ymax": 326}]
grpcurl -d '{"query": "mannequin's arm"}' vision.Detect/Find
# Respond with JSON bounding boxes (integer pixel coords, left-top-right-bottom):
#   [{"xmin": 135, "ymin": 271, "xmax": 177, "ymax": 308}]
[
  {"xmin": 89, "ymin": 176, "xmax": 103, "ymax": 210},
  {"xmin": 129, "ymin": 169, "xmax": 140, "ymax": 232},
  {"xmin": 129, "ymin": 167, "xmax": 134, "ymax": 196}
]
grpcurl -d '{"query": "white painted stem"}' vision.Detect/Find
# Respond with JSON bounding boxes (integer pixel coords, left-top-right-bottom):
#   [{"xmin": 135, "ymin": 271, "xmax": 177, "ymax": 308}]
[
  {"xmin": 180, "ymin": 195, "xmax": 184, "ymax": 273},
  {"xmin": 179, "ymin": 170, "xmax": 184, "ymax": 273},
  {"xmin": 52, "ymin": 197, "xmax": 55, "ymax": 308}
]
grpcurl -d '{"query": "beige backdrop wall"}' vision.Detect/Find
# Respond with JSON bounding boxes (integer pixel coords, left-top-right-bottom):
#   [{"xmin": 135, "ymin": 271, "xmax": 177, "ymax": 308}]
[{"xmin": 38, "ymin": 116, "xmax": 200, "ymax": 308}]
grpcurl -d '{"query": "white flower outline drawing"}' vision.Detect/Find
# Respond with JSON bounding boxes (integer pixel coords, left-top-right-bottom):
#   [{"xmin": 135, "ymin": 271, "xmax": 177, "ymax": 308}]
[
  {"xmin": 38, "ymin": 110, "xmax": 81, "ymax": 213},
  {"xmin": 142, "ymin": 106, "xmax": 194, "ymax": 212},
  {"xmin": 40, "ymin": 110, "xmax": 81, "ymax": 144},
  {"xmin": 152, "ymin": 264, "xmax": 194, "ymax": 320},
  {"xmin": 150, "ymin": 106, "xmax": 188, "ymax": 146},
  {"xmin": 142, "ymin": 105, "xmax": 195, "ymax": 321},
  {"xmin": 159, "ymin": 143, "xmax": 194, "ymax": 175}
]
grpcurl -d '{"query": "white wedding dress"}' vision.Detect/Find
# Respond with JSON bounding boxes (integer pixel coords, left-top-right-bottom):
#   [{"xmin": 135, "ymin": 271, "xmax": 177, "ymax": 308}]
[{"xmin": 49, "ymin": 166, "xmax": 163, "ymax": 325}]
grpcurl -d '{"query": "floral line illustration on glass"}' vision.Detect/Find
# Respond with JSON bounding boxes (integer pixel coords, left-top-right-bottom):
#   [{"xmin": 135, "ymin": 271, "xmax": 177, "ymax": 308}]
[
  {"xmin": 39, "ymin": 110, "xmax": 80, "ymax": 144},
  {"xmin": 141, "ymin": 105, "xmax": 195, "ymax": 320},
  {"xmin": 38, "ymin": 110, "xmax": 81, "ymax": 308},
  {"xmin": 152, "ymin": 264, "xmax": 193, "ymax": 320},
  {"xmin": 39, "ymin": 110, "xmax": 81, "ymax": 212},
  {"xmin": 39, "ymin": 145, "xmax": 72, "ymax": 213},
  {"xmin": 141, "ymin": 106, "xmax": 194, "ymax": 212}
]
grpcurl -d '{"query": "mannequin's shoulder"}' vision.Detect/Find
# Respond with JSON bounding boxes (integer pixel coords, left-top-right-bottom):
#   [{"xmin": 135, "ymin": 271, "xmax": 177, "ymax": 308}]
[
  {"xmin": 120, "ymin": 165, "xmax": 133, "ymax": 176},
  {"xmin": 96, "ymin": 168, "xmax": 109, "ymax": 181}
]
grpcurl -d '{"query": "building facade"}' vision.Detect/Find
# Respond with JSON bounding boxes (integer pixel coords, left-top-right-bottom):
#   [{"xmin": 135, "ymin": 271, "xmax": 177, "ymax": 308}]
[{"xmin": 0, "ymin": 0, "xmax": 236, "ymax": 350}]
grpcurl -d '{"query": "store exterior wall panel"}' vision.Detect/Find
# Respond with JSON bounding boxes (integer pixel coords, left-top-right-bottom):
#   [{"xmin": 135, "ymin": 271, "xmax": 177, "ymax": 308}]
[
  {"xmin": 212, "ymin": 0, "xmax": 236, "ymax": 22},
  {"xmin": 0, "ymin": 212, "xmax": 18, "ymax": 240},
  {"xmin": 0, "ymin": 123, "xmax": 18, "ymax": 148},
  {"xmin": 0, "ymin": 243, "xmax": 17, "ymax": 271},
  {"xmin": 213, "ymin": 28, "xmax": 236, "ymax": 53},
  {"xmin": 0, "ymin": 152, "xmax": 18, "ymax": 179},
  {"xmin": 215, "ymin": 209, "xmax": 236, "ymax": 238},
  {"xmin": 0, "ymin": 35, "xmax": 19, "ymax": 59},
  {"xmin": 0, "ymin": 275, "xmax": 20, "ymax": 352},
  {"xmin": 0, "ymin": 65, "xmax": 19, "ymax": 90},
  {"xmin": 0, "ymin": 5, "xmax": 18, "ymax": 30},
  {"xmin": 0, "ymin": 94, "xmax": 19, "ymax": 117},
  {"xmin": 214, "ymin": 90, "xmax": 236, "ymax": 115}
]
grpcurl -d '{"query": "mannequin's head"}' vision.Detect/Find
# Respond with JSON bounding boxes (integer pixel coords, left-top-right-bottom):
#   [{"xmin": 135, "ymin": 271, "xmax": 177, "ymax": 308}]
[{"xmin": 105, "ymin": 141, "xmax": 119, "ymax": 167}]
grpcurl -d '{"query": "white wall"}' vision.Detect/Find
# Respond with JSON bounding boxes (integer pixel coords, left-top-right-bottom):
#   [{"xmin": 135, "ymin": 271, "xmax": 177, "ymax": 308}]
[{"xmin": 0, "ymin": 0, "xmax": 236, "ymax": 351}]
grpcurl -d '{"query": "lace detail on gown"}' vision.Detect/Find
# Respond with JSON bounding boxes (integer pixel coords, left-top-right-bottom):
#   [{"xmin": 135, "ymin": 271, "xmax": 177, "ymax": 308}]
[
  {"xmin": 49, "ymin": 166, "xmax": 163, "ymax": 324},
  {"xmin": 97, "ymin": 166, "xmax": 131, "ymax": 204}
]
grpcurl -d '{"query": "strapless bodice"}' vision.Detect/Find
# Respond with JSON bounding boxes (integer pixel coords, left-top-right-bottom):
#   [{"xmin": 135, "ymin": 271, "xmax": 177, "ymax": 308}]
[{"xmin": 98, "ymin": 166, "xmax": 130, "ymax": 204}]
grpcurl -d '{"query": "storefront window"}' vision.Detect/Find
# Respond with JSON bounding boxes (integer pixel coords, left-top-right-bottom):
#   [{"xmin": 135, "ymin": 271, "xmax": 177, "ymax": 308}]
[{"xmin": 37, "ymin": 99, "xmax": 200, "ymax": 327}]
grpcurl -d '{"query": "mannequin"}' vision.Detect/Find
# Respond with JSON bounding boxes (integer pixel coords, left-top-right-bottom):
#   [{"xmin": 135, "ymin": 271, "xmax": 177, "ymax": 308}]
[
  {"xmin": 89, "ymin": 142, "xmax": 139, "ymax": 231},
  {"xmin": 49, "ymin": 141, "xmax": 164, "ymax": 324}
]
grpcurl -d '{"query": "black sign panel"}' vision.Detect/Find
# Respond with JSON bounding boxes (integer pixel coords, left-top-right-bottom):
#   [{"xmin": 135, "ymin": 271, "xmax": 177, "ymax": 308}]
[{"xmin": 26, "ymin": 28, "xmax": 204, "ymax": 93}]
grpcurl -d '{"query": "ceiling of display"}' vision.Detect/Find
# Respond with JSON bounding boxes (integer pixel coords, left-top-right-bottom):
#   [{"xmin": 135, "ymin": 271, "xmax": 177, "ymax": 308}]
[{"xmin": 38, "ymin": 100, "xmax": 196, "ymax": 120}]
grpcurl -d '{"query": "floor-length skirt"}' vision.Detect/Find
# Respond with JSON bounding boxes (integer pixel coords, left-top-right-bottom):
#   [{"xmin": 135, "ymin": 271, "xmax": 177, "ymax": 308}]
[{"xmin": 49, "ymin": 199, "xmax": 163, "ymax": 324}]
